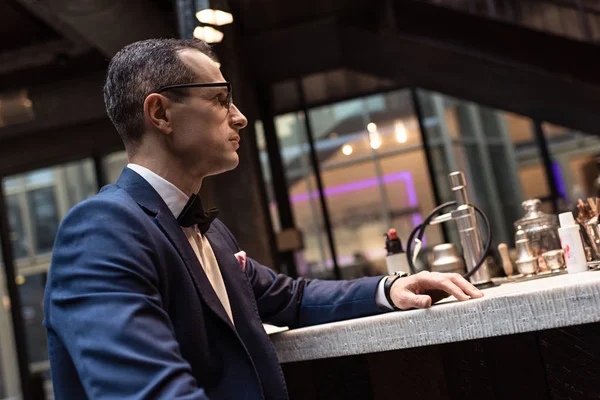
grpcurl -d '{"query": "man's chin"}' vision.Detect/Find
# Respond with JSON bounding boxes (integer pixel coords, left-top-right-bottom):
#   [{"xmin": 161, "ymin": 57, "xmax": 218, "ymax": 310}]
[{"xmin": 207, "ymin": 156, "xmax": 239, "ymax": 177}]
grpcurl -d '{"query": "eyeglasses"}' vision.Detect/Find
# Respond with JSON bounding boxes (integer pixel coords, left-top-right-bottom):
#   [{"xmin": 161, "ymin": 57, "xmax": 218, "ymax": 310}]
[{"xmin": 155, "ymin": 82, "xmax": 232, "ymax": 111}]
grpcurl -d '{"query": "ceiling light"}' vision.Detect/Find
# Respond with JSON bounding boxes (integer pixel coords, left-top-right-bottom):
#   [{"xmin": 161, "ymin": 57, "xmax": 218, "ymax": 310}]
[
  {"xmin": 395, "ymin": 121, "xmax": 408, "ymax": 143},
  {"xmin": 196, "ymin": 9, "xmax": 233, "ymax": 26},
  {"xmin": 193, "ymin": 26, "xmax": 224, "ymax": 43},
  {"xmin": 367, "ymin": 122, "xmax": 377, "ymax": 133},
  {"xmin": 195, "ymin": 0, "xmax": 233, "ymax": 26},
  {"xmin": 342, "ymin": 145, "xmax": 353, "ymax": 155}
]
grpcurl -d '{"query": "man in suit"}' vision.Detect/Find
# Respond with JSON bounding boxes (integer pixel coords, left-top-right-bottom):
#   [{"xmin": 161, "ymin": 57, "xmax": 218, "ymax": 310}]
[{"xmin": 44, "ymin": 38, "xmax": 483, "ymax": 399}]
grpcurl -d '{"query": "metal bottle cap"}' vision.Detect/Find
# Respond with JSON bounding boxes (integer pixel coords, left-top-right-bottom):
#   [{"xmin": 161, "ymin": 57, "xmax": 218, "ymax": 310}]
[{"xmin": 515, "ymin": 227, "xmax": 528, "ymax": 242}]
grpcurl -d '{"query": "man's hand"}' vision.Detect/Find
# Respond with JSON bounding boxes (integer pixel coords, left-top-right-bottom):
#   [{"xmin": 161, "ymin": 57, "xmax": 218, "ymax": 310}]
[{"xmin": 389, "ymin": 271, "xmax": 484, "ymax": 310}]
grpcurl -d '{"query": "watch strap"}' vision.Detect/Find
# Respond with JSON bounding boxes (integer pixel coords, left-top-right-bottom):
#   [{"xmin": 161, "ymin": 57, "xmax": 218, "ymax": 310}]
[{"xmin": 384, "ymin": 275, "xmax": 403, "ymax": 310}]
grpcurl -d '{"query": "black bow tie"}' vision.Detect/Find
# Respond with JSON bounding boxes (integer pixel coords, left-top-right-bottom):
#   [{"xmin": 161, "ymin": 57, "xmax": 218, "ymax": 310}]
[{"xmin": 177, "ymin": 194, "xmax": 219, "ymax": 234}]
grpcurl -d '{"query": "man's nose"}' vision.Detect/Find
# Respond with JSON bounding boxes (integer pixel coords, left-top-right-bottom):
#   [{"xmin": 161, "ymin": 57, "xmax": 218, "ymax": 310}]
[{"xmin": 230, "ymin": 104, "xmax": 248, "ymax": 130}]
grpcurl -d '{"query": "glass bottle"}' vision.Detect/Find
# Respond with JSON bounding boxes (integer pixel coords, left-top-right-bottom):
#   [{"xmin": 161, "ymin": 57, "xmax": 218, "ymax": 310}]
[{"xmin": 514, "ymin": 199, "xmax": 561, "ymax": 256}]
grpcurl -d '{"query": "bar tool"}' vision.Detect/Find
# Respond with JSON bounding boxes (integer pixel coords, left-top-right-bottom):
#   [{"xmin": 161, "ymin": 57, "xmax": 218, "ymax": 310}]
[
  {"xmin": 497, "ymin": 243, "xmax": 513, "ymax": 277},
  {"xmin": 406, "ymin": 171, "xmax": 492, "ymax": 286}
]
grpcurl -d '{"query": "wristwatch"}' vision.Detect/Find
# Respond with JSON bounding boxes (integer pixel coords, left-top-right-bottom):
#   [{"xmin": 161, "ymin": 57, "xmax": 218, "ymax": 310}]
[{"xmin": 384, "ymin": 272, "xmax": 410, "ymax": 310}]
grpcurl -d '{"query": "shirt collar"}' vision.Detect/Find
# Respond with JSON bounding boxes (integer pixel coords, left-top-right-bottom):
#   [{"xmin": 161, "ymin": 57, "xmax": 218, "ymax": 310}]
[{"xmin": 127, "ymin": 163, "xmax": 189, "ymax": 218}]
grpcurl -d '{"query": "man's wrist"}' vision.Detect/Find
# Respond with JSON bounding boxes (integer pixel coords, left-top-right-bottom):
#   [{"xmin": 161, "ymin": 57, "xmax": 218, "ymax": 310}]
[
  {"xmin": 384, "ymin": 272, "xmax": 410, "ymax": 311},
  {"xmin": 384, "ymin": 276, "xmax": 401, "ymax": 310},
  {"xmin": 376, "ymin": 277, "xmax": 393, "ymax": 310}
]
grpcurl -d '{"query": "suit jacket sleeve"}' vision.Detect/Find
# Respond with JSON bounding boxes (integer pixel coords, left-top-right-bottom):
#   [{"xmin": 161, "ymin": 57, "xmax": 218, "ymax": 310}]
[
  {"xmin": 45, "ymin": 197, "xmax": 209, "ymax": 400},
  {"xmin": 214, "ymin": 221, "xmax": 386, "ymax": 329}
]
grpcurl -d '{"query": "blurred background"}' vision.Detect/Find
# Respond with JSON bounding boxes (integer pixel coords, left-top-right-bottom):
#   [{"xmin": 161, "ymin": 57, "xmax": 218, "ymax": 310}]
[{"xmin": 1, "ymin": 0, "xmax": 600, "ymax": 398}]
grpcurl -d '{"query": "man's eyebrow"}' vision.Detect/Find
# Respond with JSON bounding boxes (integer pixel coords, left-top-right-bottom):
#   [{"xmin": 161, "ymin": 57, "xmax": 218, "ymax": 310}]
[
  {"xmin": 189, "ymin": 86, "xmax": 226, "ymax": 99},
  {"xmin": 203, "ymin": 86, "xmax": 227, "ymax": 95}
]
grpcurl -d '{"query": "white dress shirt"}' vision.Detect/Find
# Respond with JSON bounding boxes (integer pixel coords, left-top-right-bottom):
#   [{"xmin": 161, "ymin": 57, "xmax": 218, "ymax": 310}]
[{"xmin": 127, "ymin": 164, "xmax": 234, "ymax": 323}]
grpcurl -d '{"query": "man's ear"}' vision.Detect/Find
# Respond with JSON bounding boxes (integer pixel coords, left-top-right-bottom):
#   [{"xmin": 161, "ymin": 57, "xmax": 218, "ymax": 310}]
[{"xmin": 143, "ymin": 93, "xmax": 173, "ymax": 135}]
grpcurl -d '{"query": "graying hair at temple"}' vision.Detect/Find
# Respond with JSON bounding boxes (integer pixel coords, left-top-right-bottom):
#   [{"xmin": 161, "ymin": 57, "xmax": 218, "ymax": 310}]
[{"xmin": 103, "ymin": 38, "xmax": 216, "ymax": 149}]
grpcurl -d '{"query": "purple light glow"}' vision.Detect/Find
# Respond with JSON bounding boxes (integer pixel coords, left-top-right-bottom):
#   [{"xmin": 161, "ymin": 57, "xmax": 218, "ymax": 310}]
[
  {"xmin": 289, "ymin": 171, "xmax": 419, "ymax": 206},
  {"xmin": 283, "ymin": 170, "xmax": 426, "ymax": 244}
]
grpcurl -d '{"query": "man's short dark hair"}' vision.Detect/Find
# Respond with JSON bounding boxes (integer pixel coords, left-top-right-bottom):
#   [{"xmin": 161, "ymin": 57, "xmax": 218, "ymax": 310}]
[{"xmin": 103, "ymin": 38, "xmax": 216, "ymax": 148}]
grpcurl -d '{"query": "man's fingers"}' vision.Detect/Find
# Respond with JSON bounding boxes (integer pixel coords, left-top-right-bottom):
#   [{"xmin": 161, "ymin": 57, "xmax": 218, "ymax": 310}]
[
  {"xmin": 433, "ymin": 279, "xmax": 470, "ymax": 301},
  {"xmin": 391, "ymin": 272, "xmax": 484, "ymax": 310},
  {"xmin": 395, "ymin": 291, "xmax": 432, "ymax": 309},
  {"xmin": 449, "ymin": 273, "xmax": 484, "ymax": 299}
]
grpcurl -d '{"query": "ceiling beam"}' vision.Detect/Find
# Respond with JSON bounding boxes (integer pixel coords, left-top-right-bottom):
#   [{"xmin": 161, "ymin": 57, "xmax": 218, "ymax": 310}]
[
  {"xmin": 0, "ymin": 71, "xmax": 107, "ymax": 141},
  {"xmin": 243, "ymin": 18, "xmax": 345, "ymax": 82},
  {"xmin": 15, "ymin": 0, "xmax": 176, "ymax": 57},
  {"xmin": 0, "ymin": 39, "xmax": 89, "ymax": 75},
  {"xmin": 13, "ymin": 0, "xmax": 91, "ymax": 47}
]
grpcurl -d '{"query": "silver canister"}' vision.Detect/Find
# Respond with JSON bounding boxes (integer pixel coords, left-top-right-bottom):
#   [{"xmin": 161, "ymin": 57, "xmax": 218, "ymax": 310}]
[
  {"xmin": 515, "ymin": 257, "xmax": 539, "ymax": 275},
  {"xmin": 542, "ymin": 249, "xmax": 565, "ymax": 271},
  {"xmin": 429, "ymin": 243, "xmax": 467, "ymax": 274}
]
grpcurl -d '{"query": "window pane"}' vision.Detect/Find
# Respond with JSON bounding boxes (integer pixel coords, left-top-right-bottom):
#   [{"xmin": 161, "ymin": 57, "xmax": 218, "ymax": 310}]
[
  {"xmin": 17, "ymin": 273, "xmax": 48, "ymax": 364},
  {"xmin": 304, "ymin": 89, "xmax": 441, "ymax": 277},
  {"xmin": 520, "ymin": 164, "xmax": 550, "ymax": 200},
  {"xmin": 320, "ymin": 161, "xmax": 387, "ymax": 277},
  {"xmin": 276, "ymin": 112, "xmax": 333, "ymax": 277},
  {"xmin": 63, "ymin": 160, "xmax": 97, "ymax": 207},
  {"xmin": 379, "ymin": 151, "xmax": 444, "ymax": 248},
  {"xmin": 543, "ymin": 123, "xmax": 600, "ymax": 204},
  {"xmin": 27, "ymin": 187, "xmax": 59, "ymax": 255},
  {"xmin": 24, "ymin": 169, "xmax": 54, "ymax": 187},
  {"xmin": 287, "ymin": 165, "xmax": 332, "ymax": 277},
  {"xmin": 3, "ymin": 176, "xmax": 18, "ymax": 191},
  {"xmin": 6, "ymin": 194, "xmax": 29, "ymax": 259},
  {"xmin": 254, "ymin": 121, "xmax": 281, "ymax": 233},
  {"xmin": 1, "ymin": 158, "xmax": 98, "ymax": 382},
  {"xmin": 102, "ymin": 150, "xmax": 128, "ymax": 184}
]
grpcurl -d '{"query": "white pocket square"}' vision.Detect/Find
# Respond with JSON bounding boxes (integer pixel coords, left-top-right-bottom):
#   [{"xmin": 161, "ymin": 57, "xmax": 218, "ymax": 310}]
[{"xmin": 234, "ymin": 251, "xmax": 247, "ymax": 271}]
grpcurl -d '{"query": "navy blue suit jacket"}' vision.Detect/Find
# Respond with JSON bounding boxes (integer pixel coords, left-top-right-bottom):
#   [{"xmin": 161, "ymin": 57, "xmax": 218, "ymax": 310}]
[{"xmin": 43, "ymin": 168, "xmax": 385, "ymax": 399}]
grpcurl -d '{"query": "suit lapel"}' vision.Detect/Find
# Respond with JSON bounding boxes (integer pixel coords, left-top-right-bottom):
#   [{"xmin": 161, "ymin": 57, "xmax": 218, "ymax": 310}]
[
  {"xmin": 116, "ymin": 168, "xmax": 234, "ymax": 330},
  {"xmin": 153, "ymin": 213, "xmax": 234, "ymax": 330},
  {"xmin": 206, "ymin": 227, "xmax": 291, "ymax": 399},
  {"xmin": 205, "ymin": 229, "xmax": 248, "ymax": 310}
]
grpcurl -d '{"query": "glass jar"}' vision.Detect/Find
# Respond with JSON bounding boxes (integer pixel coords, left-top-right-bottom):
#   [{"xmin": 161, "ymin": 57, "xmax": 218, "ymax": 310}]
[{"xmin": 514, "ymin": 199, "xmax": 561, "ymax": 256}]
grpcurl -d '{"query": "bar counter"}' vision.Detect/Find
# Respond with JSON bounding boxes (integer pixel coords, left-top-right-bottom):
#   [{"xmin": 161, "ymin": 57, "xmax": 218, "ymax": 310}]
[{"xmin": 271, "ymin": 271, "xmax": 600, "ymax": 399}]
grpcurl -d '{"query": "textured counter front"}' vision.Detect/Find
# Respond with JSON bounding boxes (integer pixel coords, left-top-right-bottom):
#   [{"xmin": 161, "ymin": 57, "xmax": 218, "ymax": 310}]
[{"xmin": 271, "ymin": 271, "xmax": 600, "ymax": 363}]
